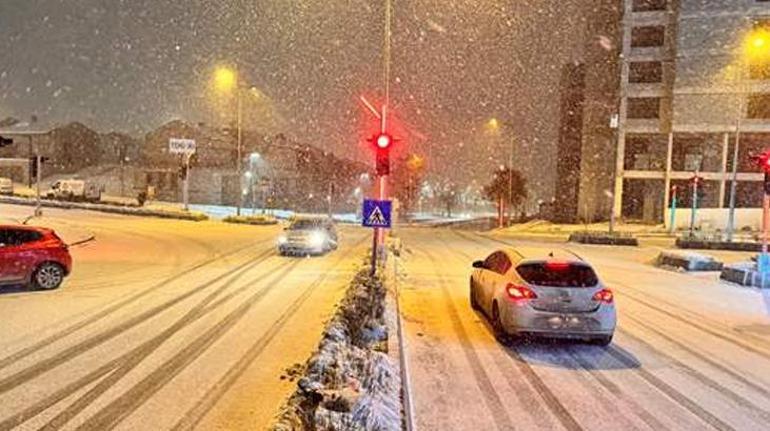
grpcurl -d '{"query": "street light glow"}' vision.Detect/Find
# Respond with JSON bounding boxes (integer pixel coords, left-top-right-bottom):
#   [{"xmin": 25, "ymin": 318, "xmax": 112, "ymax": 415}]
[
  {"xmin": 488, "ymin": 118, "xmax": 499, "ymax": 129},
  {"xmin": 744, "ymin": 28, "xmax": 770, "ymax": 62},
  {"xmin": 214, "ymin": 66, "xmax": 237, "ymax": 92}
]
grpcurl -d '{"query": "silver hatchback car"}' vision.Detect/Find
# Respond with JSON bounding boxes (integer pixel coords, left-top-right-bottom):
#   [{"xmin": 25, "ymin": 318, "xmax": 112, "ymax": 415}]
[{"xmin": 470, "ymin": 247, "xmax": 616, "ymax": 345}]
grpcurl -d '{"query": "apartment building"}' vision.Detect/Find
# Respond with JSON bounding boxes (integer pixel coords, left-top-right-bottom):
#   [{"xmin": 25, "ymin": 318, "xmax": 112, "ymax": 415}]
[{"xmin": 612, "ymin": 0, "xmax": 770, "ymax": 225}]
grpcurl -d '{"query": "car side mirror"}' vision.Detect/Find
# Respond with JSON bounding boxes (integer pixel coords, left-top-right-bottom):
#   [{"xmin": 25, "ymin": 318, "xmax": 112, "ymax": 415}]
[{"xmin": 472, "ymin": 260, "xmax": 484, "ymax": 269}]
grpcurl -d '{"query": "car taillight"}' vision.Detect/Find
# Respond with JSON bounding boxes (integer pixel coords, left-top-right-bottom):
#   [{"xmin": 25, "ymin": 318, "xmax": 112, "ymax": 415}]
[
  {"xmin": 545, "ymin": 261, "xmax": 570, "ymax": 271},
  {"xmin": 506, "ymin": 284, "xmax": 537, "ymax": 301},
  {"xmin": 592, "ymin": 288, "xmax": 614, "ymax": 304}
]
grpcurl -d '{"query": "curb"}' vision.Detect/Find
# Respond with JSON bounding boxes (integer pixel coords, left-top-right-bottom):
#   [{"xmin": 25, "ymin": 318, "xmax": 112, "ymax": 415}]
[{"xmin": 385, "ymin": 243, "xmax": 414, "ymax": 431}]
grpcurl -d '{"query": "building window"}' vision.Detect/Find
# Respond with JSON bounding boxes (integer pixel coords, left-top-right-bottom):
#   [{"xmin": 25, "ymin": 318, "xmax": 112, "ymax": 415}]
[
  {"xmin": 747, "ymin": 94, "xmax": 770, "ymax": 119},
  {"xmin": 631, "ymin": 26, "xmax": 666, "ymax": 48},
  {"xmin": 632, "ymin": 0, "xmax": 667, "ymax": 12},
  {"xmin": 629, "ymin": 61, "xmax": 663, "ymax": 83},
  {"xmin": 627, "ymin": 98, "xmax": 660, "ymax": 119}
]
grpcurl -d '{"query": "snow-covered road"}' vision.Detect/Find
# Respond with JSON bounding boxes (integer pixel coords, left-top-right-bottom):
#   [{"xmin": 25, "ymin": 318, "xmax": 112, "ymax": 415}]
[
  {"xmin": 0, "ymin": 205, "xmax": 369, "ymax": 430},
  {"xmin": 398, "ymin": 229, "xmax": 770, "ymax": 431}
]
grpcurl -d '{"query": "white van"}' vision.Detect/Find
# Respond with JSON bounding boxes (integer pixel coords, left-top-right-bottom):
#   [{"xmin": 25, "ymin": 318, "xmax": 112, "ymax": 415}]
[
  {"xmin": 46, "ymin": 179, "xmax": 102, "ymax": 202},
  {"xmin": 0, "ymin": 178, "xmax": 13, "ymax": 195}
]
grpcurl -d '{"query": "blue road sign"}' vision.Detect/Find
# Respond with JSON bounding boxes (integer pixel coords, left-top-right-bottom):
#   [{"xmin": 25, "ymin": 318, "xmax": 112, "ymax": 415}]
[{"xmin": 362, "ymin": 199, "xmax": 392, "ymax": 228}]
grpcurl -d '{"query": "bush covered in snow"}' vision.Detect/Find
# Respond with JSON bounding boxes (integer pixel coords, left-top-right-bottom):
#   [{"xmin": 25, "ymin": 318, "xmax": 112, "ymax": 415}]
[
  {"xmin": 222, "ymin": 214, "xmax": 279, "ymax": 225},
  {"xmin": 272, "ymin": 269, "xmax": 401, "ymax": 431}
]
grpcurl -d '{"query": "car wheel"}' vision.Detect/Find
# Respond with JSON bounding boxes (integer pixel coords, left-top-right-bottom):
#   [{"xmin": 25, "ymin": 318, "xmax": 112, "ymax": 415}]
[
  {"xmin": 32, "ymin": 262, "xmax": 65, "ymax": 290},
  {"xmin": 469, "ymin": 278, "xmax": 481, "ymax": 311},
  {"xmin": 592, "ymin": 335, "xmax": 613, "ymax": 347},
  {"xmin": 491, "ymin": 301, "xmax": 510, "ymax": 343}
]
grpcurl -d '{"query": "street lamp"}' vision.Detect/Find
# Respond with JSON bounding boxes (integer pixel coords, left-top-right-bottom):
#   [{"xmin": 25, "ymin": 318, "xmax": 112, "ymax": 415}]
[
  {"xmin": 726, "ymin": 28, "xmax": 770, "ymax": 241},
  {"xmin": 212, "ymin": 67, "xmax": 263, "ymax": 216},
  {"xmin": 214, "ymin": 66, "xmax": 237, "ymax": 93}
]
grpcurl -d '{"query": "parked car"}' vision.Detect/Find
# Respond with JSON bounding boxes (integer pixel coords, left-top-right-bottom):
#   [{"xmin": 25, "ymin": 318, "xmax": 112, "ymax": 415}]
[
  {"xmin": 470, "ymin": 247, "xmax": 616, "ymax": 345},
  {"xmin": 0, "ymin": 225, "xmax": 72, "ymax": 290},
  {"xmin": 0, "ymin": 177, "xmax": 13, "ymax": 195},
  {"xmin": 277, "ymin": 216, "xmax": 338, "ymax": 256},
  {"xmin": 45, "ymin": 179, "xmax": 102, "ymax": 202}
]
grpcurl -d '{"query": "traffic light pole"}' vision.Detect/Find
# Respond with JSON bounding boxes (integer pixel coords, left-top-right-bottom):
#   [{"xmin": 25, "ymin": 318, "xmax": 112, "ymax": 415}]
[
  {"xmin": 669, "ymin": 186, "xmax": 678, "ymax": 234},
  {"xmin": 182, "ymin": 153, "xmax": 192, "ymax": 211},
  {"xmin": 689, "ymin": 175, "xmax": 699, "ymax": 237},
  {"xmin": 35, "ymin": 154, "xmax": 42, "ymax": 217}
]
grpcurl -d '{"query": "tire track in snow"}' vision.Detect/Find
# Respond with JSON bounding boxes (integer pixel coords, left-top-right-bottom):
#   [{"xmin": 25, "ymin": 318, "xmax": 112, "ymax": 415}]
[
  {"xmin": 0, "ymin": 239, "xmax": 269, "ymax": 373},
  {"xmin": 0, "ymin": 256, "xmax": 296, "ymax": 430},
  {"xmin": 563, "ymin": 347, "xmax": 669, "ymax": 431},
  {"xmin": 622, "ymin": 312, "xmax": 770, "ymax": 399},
  {"xmin": 605, "ymin": 345, "xmax": 735, "ymax": 431},
  {"xmin": 441, "ymin": 230, "xmax": 585, "ymax": 431},
  {"xmin": 421, "ymin": 246, "xmax": 517, "ymax": 431},
  {"xmin": 170, "ymin": 235, "xmax": 369, "ymax": 430},
  {"xmin": 0, "ymin": 246, "xmax": 275, "ymax": 397},
  {"xmin": 72, "ymin": 259, "xmax": 303, "ymax": 431},
  {"xmin": 436, "ymin": 234, "xmax": 558, "ymax": 430},
  {"xmin": 617, "ymin": 325, "xmax": 770, "ymax": 427},
  {"xmin": 614, "ymin": 287, "xmax": 770, "ymax": 360}
]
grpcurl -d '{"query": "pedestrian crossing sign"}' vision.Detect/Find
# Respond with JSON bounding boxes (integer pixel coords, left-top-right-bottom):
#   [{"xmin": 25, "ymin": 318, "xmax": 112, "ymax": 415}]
[{"xmin": 362, "ymin": 199, "xmax": 392, "ymax": 228}]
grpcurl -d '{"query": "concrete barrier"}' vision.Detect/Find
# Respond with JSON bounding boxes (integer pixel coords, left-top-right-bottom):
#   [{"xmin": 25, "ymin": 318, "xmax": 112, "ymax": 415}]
[
  {"xmin": 568, "ymin": 232, "xmax": 639, "ymax": 246},
  {"xmin": 720, "ymin": 262, "xmax": 770, "ymax": 289},
  {"xmin": 676, "ymin": 238, "xmax": 762, "ymax": 251},
  {"xmin": 657, "ymin": 250, "xmax": 723, "ymax": 271}
]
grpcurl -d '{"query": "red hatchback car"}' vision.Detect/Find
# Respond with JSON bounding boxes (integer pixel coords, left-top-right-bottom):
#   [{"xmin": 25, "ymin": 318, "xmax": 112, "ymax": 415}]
[{"xmin": 0, "ymin": 225, "xmax": 72, "ymax": 290}]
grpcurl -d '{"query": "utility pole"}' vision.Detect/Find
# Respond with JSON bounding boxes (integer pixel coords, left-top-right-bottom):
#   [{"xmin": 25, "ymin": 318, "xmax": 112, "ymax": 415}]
[
  {"xmin": 182, "ymin": 153, "xmax": 192, "ymax": 211},
  {"xmin": 35, "ymin": 154, "xmax": 42, "ymax": 217},
  {"xmin": 726, "ymin": 55, "xmax": 747, "ymax": 242},
  {"xmin": 508, "ymin": 135, "xmax": 514, "ymax": 226},
  {"xmin": 236, "ymin": 89, "xmax": 243, "ymax": 216},
  {"xmin": 669, "ymin": 185, "xmax": 678, "ymax": 234},
  {"xmin": 689, "ymin": 172, "xmax": 701, "ymax": 237}
]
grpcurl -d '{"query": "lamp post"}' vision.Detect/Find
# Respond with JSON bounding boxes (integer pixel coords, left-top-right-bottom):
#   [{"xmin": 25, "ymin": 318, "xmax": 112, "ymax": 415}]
[
  {"xmin": 727, "ymin": 27, "xmax": 770, "ymax": 241},
  {"xmin": 214, "ymin": 66, "xmax": 263, "ymax": 217}
]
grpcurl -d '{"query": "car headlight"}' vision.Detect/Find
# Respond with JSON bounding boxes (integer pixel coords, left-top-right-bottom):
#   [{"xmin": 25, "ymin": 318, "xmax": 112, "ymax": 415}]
[
  {"xmin": 309, "ymin": 231, "xmax": 326, "ymax": 247},
  {"xmin": 277, "ymin": 235, "xmax": 288, "ymax": 245}
]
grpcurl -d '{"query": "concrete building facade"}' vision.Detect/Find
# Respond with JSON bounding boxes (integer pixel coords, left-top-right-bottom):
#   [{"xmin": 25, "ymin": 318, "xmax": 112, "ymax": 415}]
[{"xmin": 611, "ymin": 0, "xmax": 770, "ymax": 226}]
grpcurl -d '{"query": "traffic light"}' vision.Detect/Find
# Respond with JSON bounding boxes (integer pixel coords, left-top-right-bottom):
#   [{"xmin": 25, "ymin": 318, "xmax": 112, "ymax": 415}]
[
  {"xmin": 375, "ymin": 133, "xmax": 392, "ymax": 150},
  {"xmin": 0, "ymin": 136, "xmax": 12, "ymax": 147},
  {"xmin": 749, "ymin": 151, "xmax": 770, "ymax": 195},
  {"xmin": 369, "ymin": 132, "xmax": 395, "ymax": 176},
  {"xmin": 376, "ymin": 150, "xmax": 390, "ymax": 176},
  {"xmin": 28, "ymin": 156, "xmax": 50, "ymax": 179}
]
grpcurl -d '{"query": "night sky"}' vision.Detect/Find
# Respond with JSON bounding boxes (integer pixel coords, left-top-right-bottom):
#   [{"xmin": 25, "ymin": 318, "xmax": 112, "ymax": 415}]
[{"xmin": 0, "ymin": 0, "xmax": 589, "ymax": 202}]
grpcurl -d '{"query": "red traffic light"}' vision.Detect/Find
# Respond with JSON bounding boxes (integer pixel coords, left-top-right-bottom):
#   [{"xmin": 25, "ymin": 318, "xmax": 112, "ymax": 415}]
[
  {"xmin": 376, "ymin": 133, "xmax": 392, "ymax": 150},
  {"xmin": 751, "ymin": 151, "xmax": 770, "ymax": 173}
]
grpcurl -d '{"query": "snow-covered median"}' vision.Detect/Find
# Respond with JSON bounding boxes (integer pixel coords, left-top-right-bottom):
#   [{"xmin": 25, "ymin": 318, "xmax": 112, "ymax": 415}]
[
  {"xmin": 0, "ymin": 196, "xmax": 208, "ymax": 221},
  {"xmin": 222, "ymin": 214, "xmax": 279, "ymax": 225},
  {"xmin": 271, "ymin": 268, "xmax": 402, "ymax": 431}
]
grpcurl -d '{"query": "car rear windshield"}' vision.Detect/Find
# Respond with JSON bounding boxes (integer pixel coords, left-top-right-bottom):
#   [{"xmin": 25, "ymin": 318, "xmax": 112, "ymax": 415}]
[
  {"xmin": 289, "ymin": 220, "xmax": 324, "ymax": 230},
  {"xmin": 516, "ymin": 262, "xmax": 599, "ymax": 287}
]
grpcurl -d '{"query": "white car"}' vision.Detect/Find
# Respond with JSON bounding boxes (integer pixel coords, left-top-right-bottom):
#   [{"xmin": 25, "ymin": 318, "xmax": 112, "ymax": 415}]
[
  {"xmin": 0, "ymin": 178, "xmax": 13, "ymax": 195},
  {"xmin": 470, "ymin": 247, "xmax": 616, "ymax": 345},
  {"xmin": 277, "ymin": 217, "xmax": 339, "ymax": 256}
]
